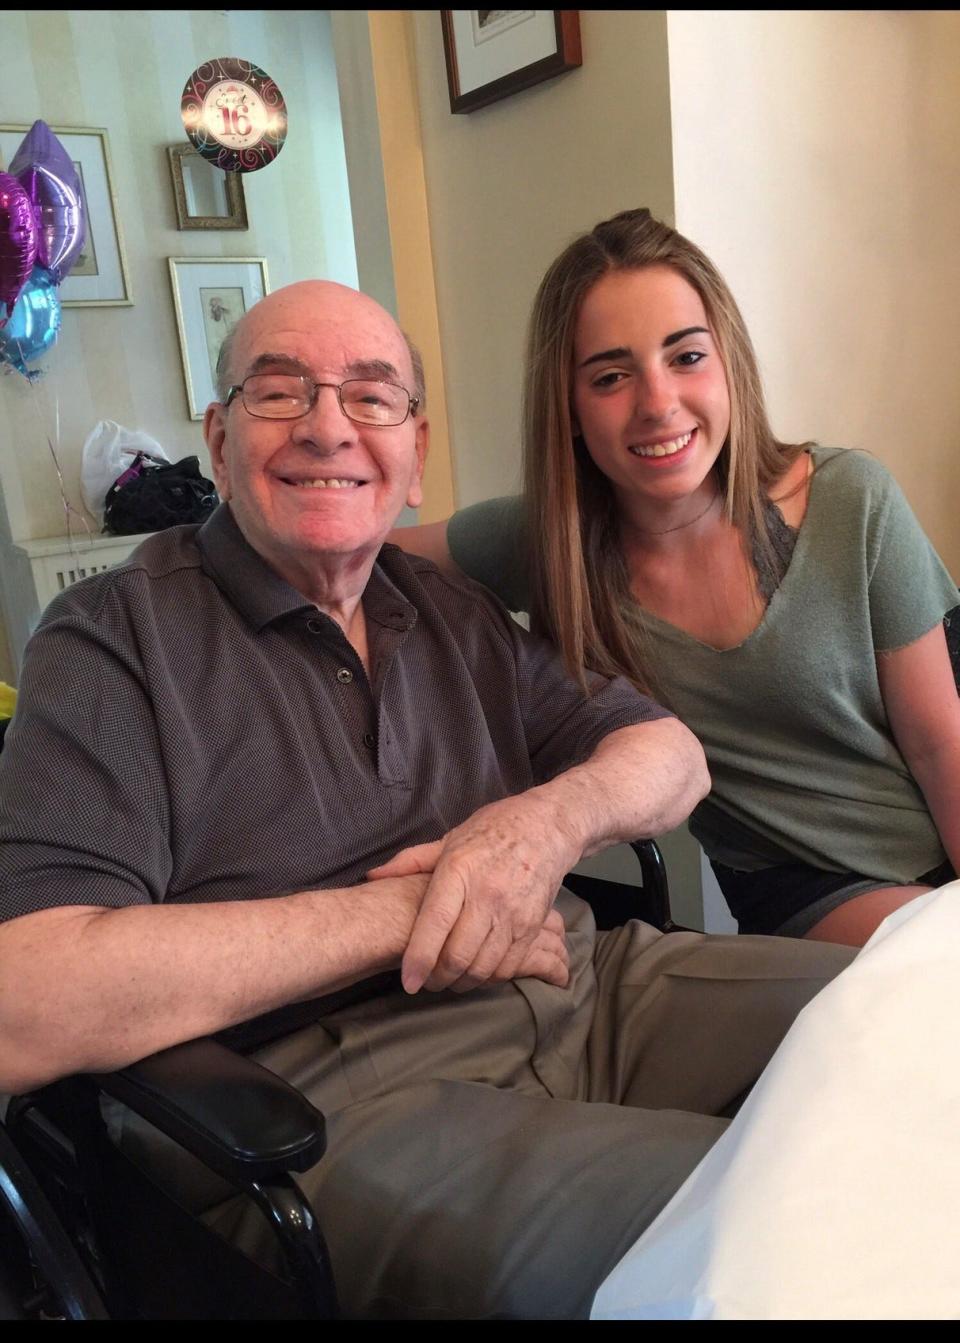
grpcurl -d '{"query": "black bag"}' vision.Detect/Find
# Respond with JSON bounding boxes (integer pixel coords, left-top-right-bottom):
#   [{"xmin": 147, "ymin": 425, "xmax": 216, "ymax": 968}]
[{"xmin": 103, "ymin": 452, "xmax": 219, "ymax": 535}]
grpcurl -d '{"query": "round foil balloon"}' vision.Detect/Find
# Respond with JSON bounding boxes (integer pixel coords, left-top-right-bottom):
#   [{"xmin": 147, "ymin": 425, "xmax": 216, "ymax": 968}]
[
  {"xmin": 181, "ymin": 58, "xmax": 287, "ymax": 173},
  {"xmin": 0, "ymin": 171, "xmax": 38, "ymax": 321},
  {"xmin": 8, "ymin": 120, "xmax": 85, "ymax": 283},
  {"xmin": 0, "ymin": 264, "xmax": 61, "ymax": 379}
]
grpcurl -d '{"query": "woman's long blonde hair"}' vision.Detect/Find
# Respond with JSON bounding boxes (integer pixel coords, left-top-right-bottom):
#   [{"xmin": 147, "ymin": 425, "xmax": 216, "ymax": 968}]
[{"xmin": 523, "ymin": 207, "xmax": 805, "ymax": 693}]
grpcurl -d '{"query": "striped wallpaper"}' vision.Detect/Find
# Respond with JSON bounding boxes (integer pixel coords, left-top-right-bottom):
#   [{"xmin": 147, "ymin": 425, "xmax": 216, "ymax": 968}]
[{"xmin": 0, "ymin": 9, "xmax": 357, "ymax": 680}]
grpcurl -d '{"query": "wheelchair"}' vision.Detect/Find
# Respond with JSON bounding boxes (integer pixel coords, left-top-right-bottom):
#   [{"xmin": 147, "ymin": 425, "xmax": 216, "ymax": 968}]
[{"xmin": 1, "ymin": 839, "xmax": 675, "ymax": 1321}]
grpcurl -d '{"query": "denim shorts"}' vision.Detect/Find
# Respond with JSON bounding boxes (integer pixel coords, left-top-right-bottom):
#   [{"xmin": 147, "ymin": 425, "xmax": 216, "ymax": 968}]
[{"xmin": 711, "ymin": 857, "xmax": 956, "ymax": 938}]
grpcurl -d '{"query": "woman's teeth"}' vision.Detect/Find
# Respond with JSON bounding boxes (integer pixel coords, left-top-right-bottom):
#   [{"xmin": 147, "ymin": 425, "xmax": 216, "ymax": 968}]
[{"xmin": 629, "ymin": 431, "xmax": 693, "ymax": 458}]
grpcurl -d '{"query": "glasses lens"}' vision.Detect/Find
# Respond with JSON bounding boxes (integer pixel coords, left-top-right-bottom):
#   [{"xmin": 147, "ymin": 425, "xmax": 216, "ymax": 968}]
[
  {"xmin": 341, "ymin": 379, "xmax": 408, "ymax": 426},
  {"xmin": 242, "ymin": 374, "xmax": 310, "ymax": 418}
]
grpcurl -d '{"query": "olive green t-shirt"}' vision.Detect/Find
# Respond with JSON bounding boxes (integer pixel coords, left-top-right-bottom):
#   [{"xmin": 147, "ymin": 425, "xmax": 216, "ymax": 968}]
[{"xmin": 447, "ymin": 447, "xmax": 960, "ymax": 882}]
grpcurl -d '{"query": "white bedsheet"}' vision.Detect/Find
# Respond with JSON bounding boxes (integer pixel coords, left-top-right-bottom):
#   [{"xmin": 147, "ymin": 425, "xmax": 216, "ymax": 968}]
[{"xmin": 591, "ymin": 881, "xmax": 960, "ymax": 1320}]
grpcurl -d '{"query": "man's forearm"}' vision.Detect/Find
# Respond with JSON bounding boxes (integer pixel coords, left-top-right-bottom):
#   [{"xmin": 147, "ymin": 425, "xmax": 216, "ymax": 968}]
[
  {"xmin": 0, "ymin": 876, "xmax": 423, "ymax": 1094},
  {"xmin": 527, "ymin": 719, "xmax": 710, "ymax": 866}
]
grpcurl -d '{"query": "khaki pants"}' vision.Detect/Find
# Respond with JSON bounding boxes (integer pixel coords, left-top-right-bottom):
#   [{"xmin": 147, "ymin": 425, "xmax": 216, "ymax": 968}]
[{"xmin": 195, "ymin": 892, "xmax": 853, "ymax": 1318}]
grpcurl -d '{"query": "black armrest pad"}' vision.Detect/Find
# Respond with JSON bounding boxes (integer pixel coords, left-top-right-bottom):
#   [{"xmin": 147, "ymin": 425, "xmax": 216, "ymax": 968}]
[{"xmin": 93, "ymin": 1037, "xmax": 326, "ymax": 1183}]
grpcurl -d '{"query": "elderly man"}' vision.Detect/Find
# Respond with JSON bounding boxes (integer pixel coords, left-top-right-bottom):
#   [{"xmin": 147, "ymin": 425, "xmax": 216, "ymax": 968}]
[{"xmin": 0, "ymin": 281, "xmax": 850, "ymax": 1319}]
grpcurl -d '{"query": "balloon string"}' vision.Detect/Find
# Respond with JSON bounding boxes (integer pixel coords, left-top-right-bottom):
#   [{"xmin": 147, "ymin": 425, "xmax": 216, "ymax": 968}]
[{"xmin": 21, "ymin": 351, "xmax": 96, "ymax": 577}]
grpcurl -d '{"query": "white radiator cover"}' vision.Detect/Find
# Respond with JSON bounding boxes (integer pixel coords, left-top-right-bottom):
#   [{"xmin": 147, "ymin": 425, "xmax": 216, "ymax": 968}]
[{"xmin": 2, "ymin": 531, "xmax": 151, "ymax": 672}]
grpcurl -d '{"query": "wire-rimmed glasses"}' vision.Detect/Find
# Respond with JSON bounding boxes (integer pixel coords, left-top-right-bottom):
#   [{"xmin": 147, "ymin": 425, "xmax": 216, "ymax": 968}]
[{"xmin": 224, "ymin": 374, "xmax": 420, "ymax": 426}]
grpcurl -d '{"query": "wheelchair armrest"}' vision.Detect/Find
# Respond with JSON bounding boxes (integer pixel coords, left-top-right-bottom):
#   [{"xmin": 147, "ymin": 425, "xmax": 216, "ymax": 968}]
[{"xmin": 91, "ymin": 1036, "xmax": 327, "ymax": 1185}]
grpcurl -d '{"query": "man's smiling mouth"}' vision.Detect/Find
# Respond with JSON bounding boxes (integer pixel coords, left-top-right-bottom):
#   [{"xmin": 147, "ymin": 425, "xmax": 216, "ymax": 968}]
[{"xmin": 282, "ymin": 477, "xmax": 363, "ymax": 489}]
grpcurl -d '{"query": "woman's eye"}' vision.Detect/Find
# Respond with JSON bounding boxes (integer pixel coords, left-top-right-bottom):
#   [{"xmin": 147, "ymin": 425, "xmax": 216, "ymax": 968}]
[
  {"xmin": 674, "ymin": 350, "xmax": 706, "ymax": 367},
  {"xmin": 591, "ymin": 370, "xmax": 628, "ymax": 389}
]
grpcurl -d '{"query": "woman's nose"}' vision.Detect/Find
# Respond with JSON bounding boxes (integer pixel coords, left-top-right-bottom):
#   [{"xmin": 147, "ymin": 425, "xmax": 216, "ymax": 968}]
[{"xmin": 635, "ymin": 368, "xmax": 677, "ymax": 422}]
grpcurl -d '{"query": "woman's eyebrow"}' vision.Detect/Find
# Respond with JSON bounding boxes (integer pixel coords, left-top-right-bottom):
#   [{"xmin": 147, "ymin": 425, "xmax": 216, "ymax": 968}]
[
  {"xmin": 662, "ymin": 325, "xmax": 709, "ymax": 348},
  {"xmin": 578, "ymin": 346, "xmax": 632, "ymax": 370},
  {"xmin": 577, "ymin": 327, "xmax": 710, "ymax": 370}
]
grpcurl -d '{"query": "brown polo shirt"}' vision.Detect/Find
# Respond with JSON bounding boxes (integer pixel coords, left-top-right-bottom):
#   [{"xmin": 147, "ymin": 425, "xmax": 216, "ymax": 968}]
[{"xmin": 0, "ymin": 504, "xmax": 669, "ymax": 927}]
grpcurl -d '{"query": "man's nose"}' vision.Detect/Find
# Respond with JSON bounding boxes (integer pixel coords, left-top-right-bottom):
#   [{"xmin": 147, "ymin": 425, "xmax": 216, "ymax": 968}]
[{"xmin": 291, "ymin": 384, "xmax": 359, "ymax": 448}]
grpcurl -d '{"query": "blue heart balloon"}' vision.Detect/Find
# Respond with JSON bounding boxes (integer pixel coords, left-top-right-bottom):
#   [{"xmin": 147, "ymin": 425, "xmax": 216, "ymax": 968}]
[{"xmin": 0, "ymin": 263, "xmax": 61, "ymax": 379}]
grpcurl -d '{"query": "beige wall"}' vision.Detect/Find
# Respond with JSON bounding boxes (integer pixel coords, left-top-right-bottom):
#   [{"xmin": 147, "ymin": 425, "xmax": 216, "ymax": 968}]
[
  {"xmin": 409, "ymin": 10, "xmax": 676, "ymax": 508},
  {"xmin": 368, "ymin": 10, "xmax": 455, "ymax": 522},
  {"xmin": 668, "ymin": 9, "xmax": 960, "ymax": 576},
  {"xmin": 328, "ymin": 11, "xmax": 455, "ymax": 525}
]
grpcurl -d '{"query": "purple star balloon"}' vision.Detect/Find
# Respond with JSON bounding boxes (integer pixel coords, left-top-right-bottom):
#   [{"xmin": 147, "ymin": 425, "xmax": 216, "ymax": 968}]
[
  {"xmin": 0, "ymin": 170, "xmax": 38, "ymax": 321},
  {"xmin": 8, "ymin": 120, "xmax": 85, "ymax": 284}
]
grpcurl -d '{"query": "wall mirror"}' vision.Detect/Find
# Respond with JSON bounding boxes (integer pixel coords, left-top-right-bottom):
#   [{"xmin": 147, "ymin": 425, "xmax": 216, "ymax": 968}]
[{"xmin": 167, "ymin": 143, "xmax": 248, "ymax": 230}]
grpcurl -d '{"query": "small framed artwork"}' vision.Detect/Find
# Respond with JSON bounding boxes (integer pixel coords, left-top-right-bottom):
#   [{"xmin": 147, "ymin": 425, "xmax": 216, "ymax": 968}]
[
  {"xmin": 441, "ymin": 10, "xmax": 581, "ymax": 113},
  {"xmin": 0, "ymin": 123, "xmax": 133, "ymax": 306},
  {"xmin": 168, "ymin": 256, "xmax": 269, "ymax": 420},
  {"xmin": 167, "ymin": 144, "xmax": 248, "ymax": 231}
]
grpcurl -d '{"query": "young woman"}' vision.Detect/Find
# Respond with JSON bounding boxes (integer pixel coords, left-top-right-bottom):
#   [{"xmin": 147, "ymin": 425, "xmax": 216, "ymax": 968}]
[{"xmin": 395, "ymin": 209, "xmax": 960, "ymax": 946}]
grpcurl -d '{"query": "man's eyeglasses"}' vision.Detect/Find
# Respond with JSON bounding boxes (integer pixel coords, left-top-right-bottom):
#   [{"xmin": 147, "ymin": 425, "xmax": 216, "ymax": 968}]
[{"xmin": 223, "ymin": 374, "xmax": 420, "ymax": 427}]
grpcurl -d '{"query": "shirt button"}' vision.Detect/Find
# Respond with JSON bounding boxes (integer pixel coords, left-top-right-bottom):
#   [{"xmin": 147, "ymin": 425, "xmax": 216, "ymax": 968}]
[
  {"xmin": 307, "ymin": 618, "xmax": 323, "ymax": 634},
  {"xmin": 336, "ymin": 667, "xmax": 353, "ymax": 684},
  {"xmin": 362, "ymin": 731, "xmax": 376, "ymax": 749}
]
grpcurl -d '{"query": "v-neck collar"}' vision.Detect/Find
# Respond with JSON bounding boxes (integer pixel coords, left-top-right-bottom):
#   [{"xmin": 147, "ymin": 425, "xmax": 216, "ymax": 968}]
[{"xmin": 625, "ymin": 447, "xmax": 838, "ymax": 655}]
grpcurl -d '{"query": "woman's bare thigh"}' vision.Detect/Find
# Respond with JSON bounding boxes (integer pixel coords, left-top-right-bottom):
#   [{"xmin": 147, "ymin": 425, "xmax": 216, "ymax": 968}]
[{"xmin": 804, "ymin": 885, "xmax": 932, "ymax": 947}]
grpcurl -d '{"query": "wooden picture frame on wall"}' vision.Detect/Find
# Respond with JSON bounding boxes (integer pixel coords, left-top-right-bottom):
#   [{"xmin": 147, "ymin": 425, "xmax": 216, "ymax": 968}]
[
  {"xmin": 167, "ymin": 144, "xmax": 248, "ymax": 231},
  {"xmin": 168, "ymin": 257, "xmax": 269, "ymax": 420},
  {"xmin": 441, "ymin": 10, "xmax": 582, "ymax": 114}
]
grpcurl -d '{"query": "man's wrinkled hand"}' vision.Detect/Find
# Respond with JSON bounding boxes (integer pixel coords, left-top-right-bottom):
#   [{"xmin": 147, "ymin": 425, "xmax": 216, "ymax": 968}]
[
  {"xmin": 369, "ymin": 795, "xmax": 579, "ymax": 995},
  {"xmin": 446, "ymin": 906, "xmax": 569, "ymax": 993}
]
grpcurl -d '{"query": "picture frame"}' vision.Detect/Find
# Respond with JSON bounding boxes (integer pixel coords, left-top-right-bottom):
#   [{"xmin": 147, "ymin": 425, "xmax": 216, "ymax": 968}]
[
  {"xmin": 167, "ymin": 144, "xmax": 248, "ymax": 231},
  {"xmin": 0, "ymin": 123, "xmax": 132, "ymax": 307},
  {"xmin": 168, "ymin": 257, "xmax": 269, "ymax": 420},
  {"xmin": 441, "ymin": 10, "xmax": 581, "ymax": 114}
]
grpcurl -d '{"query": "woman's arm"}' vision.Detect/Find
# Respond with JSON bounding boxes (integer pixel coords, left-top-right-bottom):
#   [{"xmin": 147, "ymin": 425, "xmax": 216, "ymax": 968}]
[
  {"xmin": 877, "ymin": 622, "xmax": 960, "ymax": 871},
  {"xmin": 387, "ymin": 518, "xmax": 461, "ymax": 576}
]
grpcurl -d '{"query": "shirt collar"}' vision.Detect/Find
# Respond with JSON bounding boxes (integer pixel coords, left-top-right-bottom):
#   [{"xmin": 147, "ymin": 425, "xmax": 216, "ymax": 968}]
[{"xmin": 195, "ymin": 502, "xmax": 417, "ymax": 633}]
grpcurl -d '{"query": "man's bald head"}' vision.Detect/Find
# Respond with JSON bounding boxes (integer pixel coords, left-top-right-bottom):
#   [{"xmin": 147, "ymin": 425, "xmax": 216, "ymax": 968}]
[
  {"xmin": 202, "ymin": 277, "xmax": 429, "ymax": 596},
  {"xmin": 215, "ymin": 280, "xmax": 425, "ymax": 409}
]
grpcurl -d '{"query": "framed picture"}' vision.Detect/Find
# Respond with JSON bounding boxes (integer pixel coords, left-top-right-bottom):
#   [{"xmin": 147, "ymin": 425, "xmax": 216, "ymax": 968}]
[
  {"xmin": 0, "ymin": 124, "xmax": 132, "ymax": 306},
  {"xmin": 441, "ymin": 10, "xmax": 581, "ymax": 113},
  {"xmin": 168, "ymin": 257, "xmax": 269, "ymax": 420},
  {"xmin": 167, "ymin": 144, "xmax": 248, "ymax": 231}
]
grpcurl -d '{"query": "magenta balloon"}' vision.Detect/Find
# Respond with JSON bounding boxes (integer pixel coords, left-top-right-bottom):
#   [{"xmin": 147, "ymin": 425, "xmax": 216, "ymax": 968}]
[
  {"xmin": 9, "ymin": 120, "xmax": 85, "ymax": 282},
  {"xmin": 0, "ymin": 171, "xmax": 38, "ymax": 320}
]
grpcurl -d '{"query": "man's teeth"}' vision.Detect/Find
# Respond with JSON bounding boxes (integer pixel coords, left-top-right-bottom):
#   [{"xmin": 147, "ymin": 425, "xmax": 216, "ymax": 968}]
[
  {"xmin": 629, "ymin": 431, "xmax": 693, "ymax": 458},
  {"xmin": 290, "ymin": 478, "xmax": 360, "ymax": 489}
]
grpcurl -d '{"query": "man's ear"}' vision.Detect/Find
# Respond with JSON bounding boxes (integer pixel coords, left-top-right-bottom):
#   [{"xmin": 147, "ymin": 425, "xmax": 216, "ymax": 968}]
[
  {"xmin": 204, "ymin": 402, "xmax": 231, "ymax": 500},
  {"xmin": 406, "ymin": 416, "xmax": 429, "ymax": 510}
]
